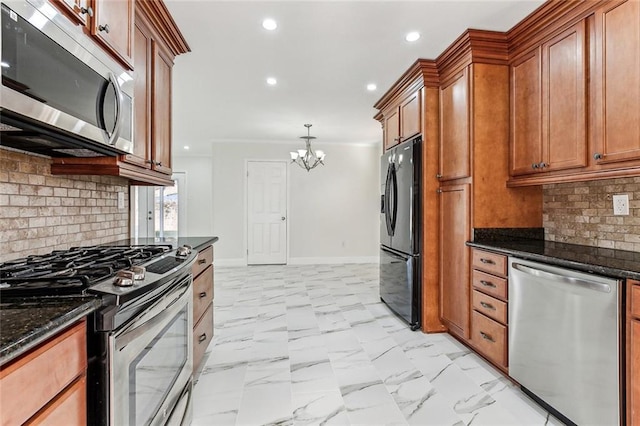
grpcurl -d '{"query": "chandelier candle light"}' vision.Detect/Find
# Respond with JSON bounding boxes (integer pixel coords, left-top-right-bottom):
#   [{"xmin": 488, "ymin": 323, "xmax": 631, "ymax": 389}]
[{"xmin": 290, "ymin": 124, "xmax": 326, "ymax": 172}]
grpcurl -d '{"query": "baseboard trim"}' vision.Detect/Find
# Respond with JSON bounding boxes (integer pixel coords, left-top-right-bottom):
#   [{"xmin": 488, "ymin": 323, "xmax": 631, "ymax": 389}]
[{"xmin": 214, "ymin": 256, "xmax": 379, "ymax": 267}]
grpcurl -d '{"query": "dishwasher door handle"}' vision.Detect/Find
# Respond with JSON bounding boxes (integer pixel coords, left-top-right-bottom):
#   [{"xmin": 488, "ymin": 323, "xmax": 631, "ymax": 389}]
[{"xmin": 511, "ymin": 262, "xmax": 612, "ymax": 293}]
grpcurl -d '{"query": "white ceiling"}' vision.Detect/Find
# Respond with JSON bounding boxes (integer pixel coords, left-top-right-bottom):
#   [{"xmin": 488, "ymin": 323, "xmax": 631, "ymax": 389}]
[{"xmin": 165, "ymin": 0, "xmax": 545, "ymax": 155}]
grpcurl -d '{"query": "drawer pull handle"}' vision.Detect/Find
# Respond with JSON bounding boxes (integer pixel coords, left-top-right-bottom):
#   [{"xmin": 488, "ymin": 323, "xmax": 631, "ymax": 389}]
[
  {"xmin": 480, "ymin": 331, "xmax": 495, "ymax": 343},
  {"xmin": 480, "ymin": 258, "xmax": 495, "ymax": 265},
  {"xmin": 198, "ymin": 259, "xmax": 207, "ymax": 265},
  {"xmin": 480, "ymin": 301, "xmax": 495, "ymax": 310},
  {"xmin": 480, "ymin": 280, "xmax": 496, "ymax": 288},
  {"xmin": 199, "ymin": 291, "xmax": 207, "ymax": 298},
  {"xmin": 198, "ymin": 333, "xmax": 207, "ymax": 343}
]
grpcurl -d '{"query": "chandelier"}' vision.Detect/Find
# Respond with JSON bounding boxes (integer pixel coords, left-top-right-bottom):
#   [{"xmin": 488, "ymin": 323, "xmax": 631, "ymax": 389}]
[{"xmin": 289, "ymin": 124, "xmax": 325, "ymax": 172}]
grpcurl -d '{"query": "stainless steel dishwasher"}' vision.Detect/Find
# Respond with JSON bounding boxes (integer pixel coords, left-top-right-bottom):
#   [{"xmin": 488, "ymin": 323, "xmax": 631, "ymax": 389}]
[{"xmin": 508, "ymin": 257, "xmax": 620, "ymax": 426}]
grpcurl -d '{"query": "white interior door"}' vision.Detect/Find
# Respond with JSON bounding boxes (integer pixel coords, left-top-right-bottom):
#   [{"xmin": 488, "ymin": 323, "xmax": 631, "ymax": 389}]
[{"xmin": 247, "ymin": 161, "xmax": 287, "ymax": 265}]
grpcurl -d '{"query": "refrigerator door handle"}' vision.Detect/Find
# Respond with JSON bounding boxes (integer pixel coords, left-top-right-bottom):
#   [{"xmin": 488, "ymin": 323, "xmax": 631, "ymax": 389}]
[
  {"xmin": 384, "ymin": 163, "xmax": 394, "ymax": 236},
  {"xmin": 390, "ymin": 163, "xmax": 398, "ymax": 234}
]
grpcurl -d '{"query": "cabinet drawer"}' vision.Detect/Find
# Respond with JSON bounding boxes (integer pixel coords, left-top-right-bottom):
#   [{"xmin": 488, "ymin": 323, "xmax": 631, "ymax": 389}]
[
  {"xmin": 472, "ymin": 249, "xmax": 507, "ymax": 276},
  {"xmin": 472, "ymin": 290, "xmax": 507, "ymax": 324},
  {"xmin": 193, "ymin": 265, "xmax": 213, "ymax": 323},
  {"xmin": 193, "ymin": 303, "xmax": 214, "ymax": 372},
  {"xmin": 192, "ymin": 245, "xmax": 213, "ymax": 278},
  {"xmin": 27, "ymin": 376, "xmax": 86, "ymax": 425},
  {"xmin": 0, "ymin": 320, "xmax": 86, "ymax": 426},
  {"xmin": 471, "ymin": 311, "xmax": 507, "ymax": 368},
  {"xmin": 472, "ymin": 270, "xmax": 508, "ymax": 300},
  {"xmin": 631, "ymin": 284, "xmax": 640, "ymax": 320}
]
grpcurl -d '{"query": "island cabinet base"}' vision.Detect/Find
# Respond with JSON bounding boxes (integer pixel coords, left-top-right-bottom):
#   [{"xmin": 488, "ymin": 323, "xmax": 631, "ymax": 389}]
[
  {"xmin": 0, "ymin": 320, "xmax": 87, "ymax": 426},
  {"xmin": 192, "ymin": 245, "xmax": 214, "ymax": 375}
]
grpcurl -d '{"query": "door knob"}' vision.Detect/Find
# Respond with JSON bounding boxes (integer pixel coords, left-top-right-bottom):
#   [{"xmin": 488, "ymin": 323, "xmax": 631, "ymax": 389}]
[{"xmin": 281, "ymin": 216, "xmax": 286, "ymax": 221}]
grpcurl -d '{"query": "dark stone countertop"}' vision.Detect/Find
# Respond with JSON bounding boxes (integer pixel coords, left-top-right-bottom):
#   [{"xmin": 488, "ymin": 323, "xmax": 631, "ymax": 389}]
[
  {"xmin": 468, "ymin": 238, "xmax": 640, "ymax": 281},
  {"xmin": 108, "ymin": 236, "xmax": 218, "ymax": 252},
  {"xmin": 0, "ymin": 296, "xmax": 102, "ymax": 366}
]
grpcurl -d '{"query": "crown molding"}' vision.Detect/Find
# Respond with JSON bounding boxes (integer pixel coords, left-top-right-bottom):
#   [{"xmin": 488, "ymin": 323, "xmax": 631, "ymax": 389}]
[
  {"xmin": 436, "ymin": 29, "xmax": 509, "ymax": 76},
  {"xmin": 373, "ymin": 59, "xmax": 438, "ymax": 111},
  {"xmin": 137, "ymin": 0, "xmax": 191, "ymax": 57}
]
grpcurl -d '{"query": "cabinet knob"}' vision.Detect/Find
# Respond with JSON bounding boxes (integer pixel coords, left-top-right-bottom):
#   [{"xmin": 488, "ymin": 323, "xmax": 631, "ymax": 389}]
[
  {"xmin": 539, "ymin": 162, "xmax": 548, "ymax": 169},
  {"xmin": 80, "ymin": 6, "xmax": 93, "ymax": 16},
  {"xmin": 436, "ymin": 174, "xmax": 442, "ymax": 179},
  {"xmin": 531, "ymin": 163, "xmax": 539, "ymax": 169},
  {"xmin": 198, "ymin": 333, "xmax": 207, "ymax": 343},
  {"xmin": 98, "ymin": 24, "xmax": 110, "ymax": 33},
  {"xmin": 199, "ymin": 291, "xmax": 207, "ymax": 298},
  {"xmin": 593, "ymin": 153, "xmax": 603, "ymax": 160},
  {"xmin": 156, "ymin": 161, "xmax": 162, "ymax": 167}
]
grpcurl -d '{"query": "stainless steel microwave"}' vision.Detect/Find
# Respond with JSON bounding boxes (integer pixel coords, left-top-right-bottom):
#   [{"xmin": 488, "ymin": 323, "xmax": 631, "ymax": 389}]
[{"xmin": 0, "ymin": 0, "xmax": 133, "ymax": 157}]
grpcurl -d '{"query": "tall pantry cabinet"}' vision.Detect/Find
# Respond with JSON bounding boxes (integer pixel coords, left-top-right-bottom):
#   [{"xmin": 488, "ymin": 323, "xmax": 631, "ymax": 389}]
[{"xmin": 435, "ymin": 31, "xmax": 542, "ymax": 342}]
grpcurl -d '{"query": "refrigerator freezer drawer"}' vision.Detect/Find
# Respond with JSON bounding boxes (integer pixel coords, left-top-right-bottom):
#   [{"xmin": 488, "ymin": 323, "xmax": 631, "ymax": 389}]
[{"xmin": 379, "ymin": 247, "xmax": 420, "ymax": 330}]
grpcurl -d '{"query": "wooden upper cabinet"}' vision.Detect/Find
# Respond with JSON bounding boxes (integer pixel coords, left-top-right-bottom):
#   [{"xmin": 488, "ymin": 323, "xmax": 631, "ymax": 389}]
[
  {"xmin": 51, "ymin": 0, "xmax": 92, "ymax": 26},
  {"xmin": 542, "ymin": 20, "xmax": 587, "ymax": 172},
  {"xmin": 593, "ymin": 0, "xmax": 640, "ymax": 165},
  {"xmin": 511, "ymin": 48, "xmax": 542, "ymax": 176},
  {"xmin": 400, "ymin": 91, "xmax": 421, "ymax": 141},
  {"xmin": 152, "ymin": 45, "xmax": 173, "ymax": 175},
  {"xmin": 383, "ymin": 107, "xmax": 400, "ymax": 150},
  {"xmin": 511, "ymin": 21, "xmax": 587, "ymax": 176},
  {"xmin": 439, "ymin": 68, "xmax": 470, "ymax": 181},
  {"xmin": 92, "ymin": 0, "xmax": 134, "ymax": 69},
  {"xmin": 127, "ymin": 20, "xmax": 152, "ymax": 169}
]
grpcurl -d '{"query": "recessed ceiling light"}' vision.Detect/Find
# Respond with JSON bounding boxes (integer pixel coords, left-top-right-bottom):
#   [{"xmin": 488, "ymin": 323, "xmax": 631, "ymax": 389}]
[
  {"xmin": 366, "ymin": 83, "xmax": 377, "ymax": 91},
  {"xmin": 266, "ymin": 77, "xmax": 277, "ymax": 86},
  {"xmin": 262, "ymin": 18, "xmax": 277, "ymax": 31},
  {"xmin": 183, "ymin": 146, "xmax": 190, "ymax": 150},
  {"xmin": 405, "ymin": 31, "xmax": 420, "ymax": 42}
]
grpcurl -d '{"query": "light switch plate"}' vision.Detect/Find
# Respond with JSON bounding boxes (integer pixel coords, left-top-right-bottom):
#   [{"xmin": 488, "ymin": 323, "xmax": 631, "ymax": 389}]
[
  {"xmin": 612, "ymin": 194, "xmax": 629, "ymax": 215},
  {"xmin": 118, "ymin": 192, "xmax": 125, "ymax": 210}
]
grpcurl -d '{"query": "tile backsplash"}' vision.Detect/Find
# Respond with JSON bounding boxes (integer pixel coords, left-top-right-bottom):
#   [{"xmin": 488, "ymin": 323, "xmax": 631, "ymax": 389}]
[
  {"xmin": 0, "ymin": 149, "xmax": 129, "ymax": 262},
  {"xmin": 544, "ymin": 177, "xmax": 640, "ymax": 251}
]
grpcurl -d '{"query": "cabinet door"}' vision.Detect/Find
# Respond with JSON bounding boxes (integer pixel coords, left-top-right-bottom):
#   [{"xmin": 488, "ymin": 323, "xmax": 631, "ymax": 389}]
[
  {"xmin": 632, "ymin": 319, "xmax": 639, "ymax": 425},
  {"xmin": 384, "ymin": 108, "xmax": 400, "ymax": 151},
  {"xmin": 92, "ymin": 0, "xmax": 134, "ymax": 69},
  {"xmin": 440, "ymin": 68, "xmax": 470, "ymax": 181},
  {"xmin": 511, "ymin": 48, "xmax": 542, "ymax": 176},
  {"xmin": 439, "ymin": 184, "xmax": 471, "ymax": 339},
  {"xmin": 51, "ymin": 0, "xmax": 91, "ymax": 26},
  {"xmin": 593, "ymin": 0, "xmax": 640, "ymax": 164},
  {"xmin": 542, "ymin": 21, "xmax": 587, "ymax": 172},
  {"xmin": 400, "ymin": 91, "xmax": 420, "ymax": 141},
  {"xmin": 124, "ymin": 20, "xmax": 152, "ymax": 169},
  {"xmin": 152, "ymin": 45, "xmax": 173, "ymax": 175}
]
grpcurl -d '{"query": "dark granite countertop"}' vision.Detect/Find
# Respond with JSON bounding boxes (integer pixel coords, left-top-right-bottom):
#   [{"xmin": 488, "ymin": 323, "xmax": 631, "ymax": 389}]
[
  {"xmin": 0, "ymin": 296, "xmax": 101, "ymax": 365},
  {"xmin": 108, "ymin": 236, "xmax": 218, "ymax": 252},
  {"xmin": 468, "ymin": 237, "xmax": 640, "ymax": 281}
]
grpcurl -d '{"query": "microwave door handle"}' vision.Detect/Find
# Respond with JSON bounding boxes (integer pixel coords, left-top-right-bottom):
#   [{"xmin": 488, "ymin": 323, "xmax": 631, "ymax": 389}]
[{"xmin": 98, "ymin": 72, "xmax": 123, "ymax": 146}]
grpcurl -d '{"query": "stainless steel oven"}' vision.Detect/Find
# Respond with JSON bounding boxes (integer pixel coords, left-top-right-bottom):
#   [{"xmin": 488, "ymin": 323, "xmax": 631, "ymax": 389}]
[{"xmin": 110, "ymin": 274, "xmax": 193, "ymax": 426}]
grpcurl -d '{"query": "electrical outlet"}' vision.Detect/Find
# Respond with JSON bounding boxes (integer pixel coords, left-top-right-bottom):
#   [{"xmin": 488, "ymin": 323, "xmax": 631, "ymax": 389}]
[{"xmin": 612, "ymin": 194, "xmax": 629, "ymax": 216}]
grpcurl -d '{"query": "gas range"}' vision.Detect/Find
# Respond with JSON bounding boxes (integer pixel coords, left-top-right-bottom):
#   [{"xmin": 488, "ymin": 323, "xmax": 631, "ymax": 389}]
[{"xmin": 0, "ymin": 244, "xmax": 197, "ymax": 303}]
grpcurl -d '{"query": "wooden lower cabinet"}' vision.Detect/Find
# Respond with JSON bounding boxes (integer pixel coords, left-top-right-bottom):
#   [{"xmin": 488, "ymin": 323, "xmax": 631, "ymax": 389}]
[
  {"xmin": 192, "ymin": 245, "xmax": 214, "ymax": 374},
  {"xmin": 470, "ymin": 311, "xmax": 507, "ymax": 368},
  {"xmin": 629, "ymin": 280, "xmax": 640, "ymax": 425},
  {"xmin": 0, "ymin": 320, "xmax": 87, "ymax": 426}
]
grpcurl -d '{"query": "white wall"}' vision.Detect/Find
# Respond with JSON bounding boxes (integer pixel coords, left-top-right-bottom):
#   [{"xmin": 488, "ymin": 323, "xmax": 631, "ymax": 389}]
[{"xmin": 174, "ymin": 142, "xmax": 380, "ymax": 264}]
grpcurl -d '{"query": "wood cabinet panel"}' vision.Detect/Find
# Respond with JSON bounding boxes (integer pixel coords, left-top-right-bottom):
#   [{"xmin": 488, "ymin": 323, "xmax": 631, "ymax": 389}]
[
  {"xmin": 440, "ymin": 69, "xmax": 470, "ymax": 181},
  {"xmin": 127, "ymin": 19, "xmax": 152, "ymax": 169},
  {"xmin": 593, "ymin": 0, "xmax": 640, "ymax": 164},
  {"xmin": 192, "ymin": 245, "xmax": 214, "ymax": 278},
  {"xmin": 51, "ymin": 0, "xmax": 91, "ymax": 26},
  {"xmin": 632, "ymin": 284, "xmax": 640, "ymax": 319},
  {"xmin": 383, "ymin": 108, "xmax": 400, "ymax": 151},
  {"xmin": 439, "ymin": 184, "xmax": 470, "ymax": 339},
  {"xmin": 471, "ymin": 311, "xmax": 508, "ymax": 368},
  {"xmin": 0, "ymin": 321, "xmax": 86, "ymax": 426},
  {"xmin": 92, "ymin": 0, "xmax": 134, "ymax": 69},
  {"xmin": 152, "ymin": 46, "xmax": 173, "ymax": 175},
  {"xmin": 472, "ymin": 270, "xmax": 508, "ymax": 300},
  {"xmin": 193, "ymin": 303, "xmax": 214, "ymax": 372},
  {"xmin": 472, "ymin": 290, "xmax": 507, "ymax": 324},
  {"xmin": 193, "ymin": 265, "xmax": 213, "ymax": 324},
  {"xmin": 511, "ymin": 49, "xmax": 542, "ymax": 176},
  {"xmin": 471, "ymin": 249, "xmax": 507, "ymax": 277},
  {"xmin": 26, "ymin": 376, "xmax": 86, "ymax": 425},
  {"xmin": 542, "ymin": 21, "xmax": 587, "ymax": 172},
  {"xmin": 400, "ymin": 91, "xmax": 420, "ymax": 141}
]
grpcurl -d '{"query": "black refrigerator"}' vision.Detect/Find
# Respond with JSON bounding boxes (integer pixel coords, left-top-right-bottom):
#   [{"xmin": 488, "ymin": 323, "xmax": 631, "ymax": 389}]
[{"xmin": 380, "ymin": 135, "xmax": 421, "ymax": 330}]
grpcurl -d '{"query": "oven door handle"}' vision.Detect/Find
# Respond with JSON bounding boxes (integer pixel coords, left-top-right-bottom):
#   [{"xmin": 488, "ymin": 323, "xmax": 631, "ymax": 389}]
[{"xmin": 115, "ymin": 278, "xmax": 190, "ymax": 350}]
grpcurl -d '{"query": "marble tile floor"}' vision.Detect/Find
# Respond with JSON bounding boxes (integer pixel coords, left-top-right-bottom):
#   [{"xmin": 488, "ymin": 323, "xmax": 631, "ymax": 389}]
[{"xmin": 192, "ymin": 264, "xmax": 563, "ymax": 426}]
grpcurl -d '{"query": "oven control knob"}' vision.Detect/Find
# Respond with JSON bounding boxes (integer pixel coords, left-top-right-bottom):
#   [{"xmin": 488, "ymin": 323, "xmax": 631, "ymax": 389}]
[
  {"xmin": 176, "ymin": 245, "xmax": 192, "ymax": 257},
  {"xmin": 113, "ymin": 270, "xmax": 135, "ymax": 287},
  {"xmin": 131, "ymin": 266, "xmax": 146, "ymax": 280}
]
